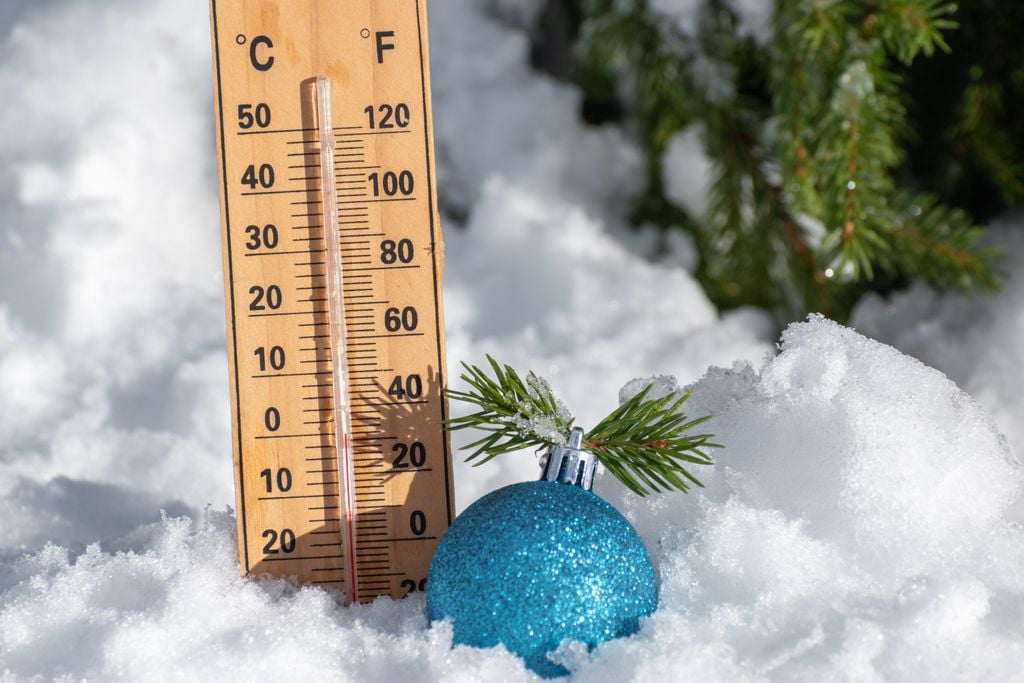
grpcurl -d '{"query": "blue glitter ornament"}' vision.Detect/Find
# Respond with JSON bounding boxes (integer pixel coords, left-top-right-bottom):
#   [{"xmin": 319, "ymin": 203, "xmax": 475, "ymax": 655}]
[{"xmin": 427, "ymin": 428, "xmax": 658, "ymax": 678}]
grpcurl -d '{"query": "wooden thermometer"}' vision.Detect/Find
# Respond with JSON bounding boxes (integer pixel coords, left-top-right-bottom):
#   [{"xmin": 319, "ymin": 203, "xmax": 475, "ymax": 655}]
[{"xmin": 208, "ymin": 0, "xmax": 453, "ymax": 603}]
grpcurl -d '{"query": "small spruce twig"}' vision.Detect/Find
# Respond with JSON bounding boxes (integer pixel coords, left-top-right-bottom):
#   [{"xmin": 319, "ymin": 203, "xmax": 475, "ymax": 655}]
[
  {"xmin": 584, "ymin": 385, "xmax": 718, "ymax": 495},
  {"xmin": 445, "ymin": 356, "xmax": 574, "ymax": 464},
  {"xmin": 445, "ymin": 356, "xmax": 719, "ymax": 496}
]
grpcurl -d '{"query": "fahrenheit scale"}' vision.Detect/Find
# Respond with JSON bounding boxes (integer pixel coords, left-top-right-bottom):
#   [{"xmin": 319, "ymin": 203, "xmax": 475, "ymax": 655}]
[{"xmin": 209, "ymin": 0, "xmax": 453, "ymax": 603}]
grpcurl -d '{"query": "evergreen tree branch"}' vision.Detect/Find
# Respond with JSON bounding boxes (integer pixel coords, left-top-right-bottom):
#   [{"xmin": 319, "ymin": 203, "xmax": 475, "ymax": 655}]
[
  {"xmin": 877, "ymin": 0, "xmax": 957, "ymax": 63},
  {"xmin": 446, "ymin": 359, "xmax": 719, "ymax": 496},
  {"xmin": 585, "ymin": 385, "xmax": 719, "ymax": 496},
  {"xmin": 445, "ymin": 356, "xmax": 574, "ymax": 463},
  {"xmin": 951, "ymin": 82, "xmax": 1024, "ymax": 205},
  {"xmin": 816, "ymin": 48, "xmax": 904, "ymax": 283},
  {"xmin": 888, "ymin": 191, "xmax": 1003, "ymax": 291},
  {"xmin": 568, "ymin": 0, "xmax": 1000, "ymax": 322}
]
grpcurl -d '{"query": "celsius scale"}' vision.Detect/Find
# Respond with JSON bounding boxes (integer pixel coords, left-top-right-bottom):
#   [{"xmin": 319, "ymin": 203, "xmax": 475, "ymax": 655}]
[{"xmin": 208, "ymin": 0, "xmax": 453, "ymax": 603}]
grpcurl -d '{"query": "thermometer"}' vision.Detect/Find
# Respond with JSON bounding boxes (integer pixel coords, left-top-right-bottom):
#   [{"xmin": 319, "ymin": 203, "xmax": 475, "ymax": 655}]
[{"xmin": 209, "ymin": 0, "xmax": 453, "ymax": 603}]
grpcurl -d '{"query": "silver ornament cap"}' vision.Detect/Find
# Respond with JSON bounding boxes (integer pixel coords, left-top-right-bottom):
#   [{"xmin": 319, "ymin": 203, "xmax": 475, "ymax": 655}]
[{"xmin": 541, "ymin": 426, "xmax": 599, "ymax": 491}]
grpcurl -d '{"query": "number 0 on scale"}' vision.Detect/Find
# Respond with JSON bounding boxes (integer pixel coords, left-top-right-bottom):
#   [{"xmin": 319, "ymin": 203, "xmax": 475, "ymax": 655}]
[{"xmin": 209, "ymin": 0, "xmax": 454, "ymax": 603}]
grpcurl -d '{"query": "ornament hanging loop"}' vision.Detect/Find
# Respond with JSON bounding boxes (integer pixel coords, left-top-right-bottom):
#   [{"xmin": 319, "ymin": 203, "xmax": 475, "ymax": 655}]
[{"xmin": 542, "ymin": 426, "xmax": 598, "ymax": 491}]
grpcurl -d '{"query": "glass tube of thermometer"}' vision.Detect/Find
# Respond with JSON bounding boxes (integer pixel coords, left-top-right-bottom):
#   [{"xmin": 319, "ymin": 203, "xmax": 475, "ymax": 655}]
[{"xmin": 316, "ymin": 76, "xmax": 359, "ymax": 602}]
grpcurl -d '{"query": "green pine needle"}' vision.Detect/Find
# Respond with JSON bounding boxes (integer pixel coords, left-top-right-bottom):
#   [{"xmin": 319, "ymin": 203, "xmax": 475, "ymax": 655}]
[
  {"xmin": 446, "ymin": 358, "xmax": 719, "ymax": 496},
  {"xmin": 585, "ymin": 385, "xmax": 718, "ymax": 496},
  {"xmin": 445, "ymin": 356, "xmax": 575, "ymax": 463}
]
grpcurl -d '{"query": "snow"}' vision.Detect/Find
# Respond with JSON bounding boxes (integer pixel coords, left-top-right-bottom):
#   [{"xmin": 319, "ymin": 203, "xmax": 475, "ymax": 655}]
[
  {"xmin": 852, "ymin": 219, "xmax": 1024, "ymax": 523},
  {"xmin": 647, "ymin": 0, "xmax": 773, "ymax": 45},
  {"xmin": 648, "ymin": 0, "xmax": 705, "ymax": 39},
  {"xmin": 661, "ymin": 125, "xmax": 714, "ymax": 221},
  {"xmin": 723, "ymin": 0, "xmax": 774, "ymax": 45},
  {"xmin": 603, "ymin": 319, "xmax": 1024, "ymax": 679},
  {"xmin": 1, "ymin": 0, "xmax": 1023, "ymax": 680}
]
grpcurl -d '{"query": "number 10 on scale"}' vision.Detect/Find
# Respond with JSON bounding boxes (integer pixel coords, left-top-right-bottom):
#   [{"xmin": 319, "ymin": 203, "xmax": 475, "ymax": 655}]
[{"xmin": 209, "ymin": 0, "xmax": 454, "ymax": 603}]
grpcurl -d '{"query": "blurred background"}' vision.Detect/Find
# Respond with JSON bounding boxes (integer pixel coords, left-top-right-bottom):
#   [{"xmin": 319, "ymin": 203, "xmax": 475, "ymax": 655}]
[{"xmin": 537, "ymin": 0, "xmax": 1023, "ymax": 321}]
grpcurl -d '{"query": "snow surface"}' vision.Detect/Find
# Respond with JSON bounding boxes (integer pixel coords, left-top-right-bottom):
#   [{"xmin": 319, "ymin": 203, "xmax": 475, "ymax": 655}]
[
  {"xmin": 1, "ymin": 0, "xmax": 1023, "ymax": 680},
  {"xmin": 852, "ymin": 219, "xmax": 1024, "ymax": 503},
  {"xmin": 661, "ymin": 125, "xmax": 713, "ymax": 221},
  {"xmin": 647, "ymin": 0, "xmax": 773, "ymax": 45}
]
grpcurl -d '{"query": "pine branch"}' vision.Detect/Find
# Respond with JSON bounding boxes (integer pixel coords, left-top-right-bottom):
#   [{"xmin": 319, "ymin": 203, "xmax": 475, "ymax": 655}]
[
  {"xmin": 585, "ymin": 385, "xmax": 719, "ymax": 496},
  {"xmin": 445, "ymin": 356, "xmax": 574, "ymax": 464},
  {"xmin": 569, "ymin": 0, "xmax": 1000, "ymax": 322},
  {"xmin": 951, "ymin": 82, "xmax": 1024, "ymax": 206},
  {"xmin": 446, "ymin": 359, "xmax": 719, "ymax": 496},
  {"xmin": 888, "ymin": 191, "xmax": 1003, "ymax": 291},
  {"xmin": 795, "ymin": 0, "xmax": 853, "ymax": 57},
  {"xmin": 877, "ymin": 0, "xmax": 957, "ymax": 64},
  {"xmin": 816, "ymin": 50, "xmax": 904, "ymax": 283}
]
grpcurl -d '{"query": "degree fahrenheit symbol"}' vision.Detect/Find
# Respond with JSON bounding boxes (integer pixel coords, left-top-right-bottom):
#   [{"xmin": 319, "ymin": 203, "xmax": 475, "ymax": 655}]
[
  {"xmin": 360, "ymin": 28, "xmax": 370, "ymax": 39},
  {"xmin": 375, "ymin": 31, "xmax": 395, "ymax": 64}
]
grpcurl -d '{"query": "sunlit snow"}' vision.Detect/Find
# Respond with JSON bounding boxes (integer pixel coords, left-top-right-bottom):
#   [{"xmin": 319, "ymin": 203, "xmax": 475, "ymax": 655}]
[{"xmin": 1, "ymin": 1, "xmax": 1023, "ymax": 680}]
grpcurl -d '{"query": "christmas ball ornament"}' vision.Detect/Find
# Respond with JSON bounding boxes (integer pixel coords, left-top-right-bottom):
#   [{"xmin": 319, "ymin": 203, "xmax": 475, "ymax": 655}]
[
  {"xmin": 433, "ymin": 357, "xmax": 718, "ymax": 676},
  {"xmin": 427, "ymin": 429, "xmax": 658, "ymax": 678}
]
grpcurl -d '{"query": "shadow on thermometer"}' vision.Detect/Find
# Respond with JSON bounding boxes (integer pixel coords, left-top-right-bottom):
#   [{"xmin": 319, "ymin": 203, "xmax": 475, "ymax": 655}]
[{"xmin": 355, "ymin": 366, "xmax": 447, "ymax": 600}]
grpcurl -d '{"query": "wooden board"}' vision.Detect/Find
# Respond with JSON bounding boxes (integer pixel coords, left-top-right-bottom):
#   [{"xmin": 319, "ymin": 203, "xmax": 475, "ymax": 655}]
[{"xmin": 209, "ymin": 0, "xmax": 453, "ymax": 603}]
